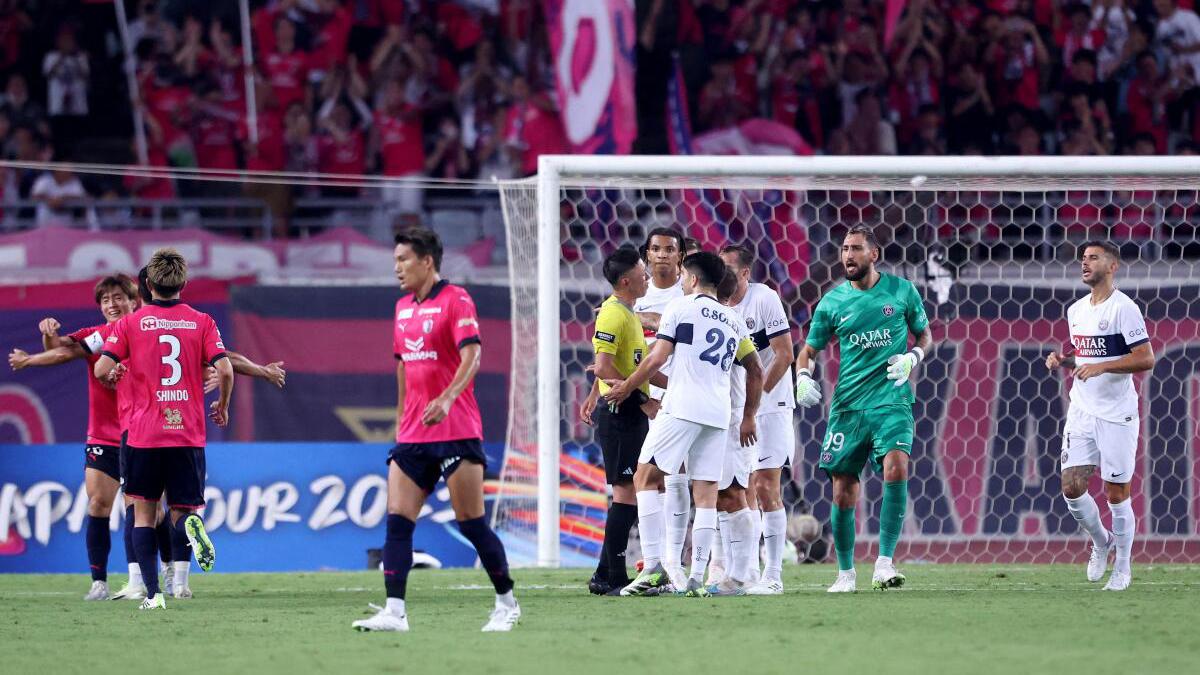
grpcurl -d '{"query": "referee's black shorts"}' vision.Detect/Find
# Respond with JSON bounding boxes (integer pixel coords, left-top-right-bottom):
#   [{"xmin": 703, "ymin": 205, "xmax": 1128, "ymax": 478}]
[{"xmin": 594, "ymin": 398, "xmax": 649, "ymax": 485}]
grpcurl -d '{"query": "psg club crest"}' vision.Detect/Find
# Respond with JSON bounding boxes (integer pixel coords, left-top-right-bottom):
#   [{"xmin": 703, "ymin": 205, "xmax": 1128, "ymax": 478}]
[
  {"xmin": 746, "ymin": 318, "xmax": 756, "ymax": 330},
  {"xmin": 422, "ymin": 319, "xmax": 434, "ymax": 334},
  {"xmin": 1098, "ymin": 319, "xmax": 1110, "ymax": 331},
  {"xmin": 882, "ymin": 304, "xmax": 895, "ymax": 317},
  {"xmin": 820, "ymin": 451, "xmax": 833, "ymax": 464}
]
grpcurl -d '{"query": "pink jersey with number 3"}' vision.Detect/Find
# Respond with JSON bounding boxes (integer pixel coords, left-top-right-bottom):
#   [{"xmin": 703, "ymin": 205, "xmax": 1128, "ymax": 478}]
[
  {"xmin": 392, "ymin": 280, "xmax": 483, "ymax": 443},
  {"xmin": 102, "ymin": 300, "xmax": 227, "ymax": 448}
]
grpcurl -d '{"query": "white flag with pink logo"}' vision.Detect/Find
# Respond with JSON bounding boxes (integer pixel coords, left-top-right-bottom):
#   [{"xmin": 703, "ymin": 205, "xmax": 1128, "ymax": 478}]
[{"xmin": 543, "ymin": 0, "xmax": 637, "ymax": 155}]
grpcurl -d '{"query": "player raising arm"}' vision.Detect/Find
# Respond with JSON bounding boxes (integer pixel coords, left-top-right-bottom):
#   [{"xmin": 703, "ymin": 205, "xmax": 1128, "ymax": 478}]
[
  {"xmin": 94, "ymin": 249, "xmax": 231, "ymax": 611},
  {"xmin": 606, "ymin": 252, "xmax": 761, "ymax": 597},
  {"xmin": 353, "ymin": 228, "xmax": 519, "ymax": 633},
  {"xmin": 1045, "ymin": 240, "xmax": 1154, "ymax": 591},
  {"xmin": 8, "ymin": 275, "xmax": 138, "ymax": 601},
  {"xmin": 795, "ymin": 225, "xmax": 933, "ymax": 592}
]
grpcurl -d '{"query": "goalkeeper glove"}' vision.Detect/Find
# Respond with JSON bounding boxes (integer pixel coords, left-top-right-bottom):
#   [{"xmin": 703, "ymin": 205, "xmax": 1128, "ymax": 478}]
[
  {"xmin": 795, "ymin": 368, "xmax": 822, "ymax": 408},
  {"xmin": 886, "ymin": 347, "xmax": 925, "ymax": 387}
]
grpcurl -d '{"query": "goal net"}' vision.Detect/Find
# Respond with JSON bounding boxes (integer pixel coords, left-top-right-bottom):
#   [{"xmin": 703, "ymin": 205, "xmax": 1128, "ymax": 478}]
[{"xmin": 496, "ymin": 156, "xmax": 1200, "ymax": 568}]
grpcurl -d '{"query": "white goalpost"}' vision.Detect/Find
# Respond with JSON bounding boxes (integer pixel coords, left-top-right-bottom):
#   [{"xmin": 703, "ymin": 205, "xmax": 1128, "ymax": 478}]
[{"xmin": 497, "ymin": 155, "xmax": 1200, "ymax": 569}]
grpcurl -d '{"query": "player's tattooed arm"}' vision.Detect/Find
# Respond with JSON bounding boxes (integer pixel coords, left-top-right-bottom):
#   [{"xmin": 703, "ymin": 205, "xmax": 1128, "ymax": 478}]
[
  {"xmin": 8, "ymin": 343, "xmax": 86, "ymax": 370},
  {"xmin": 603, "ymin": 338, "xmax": 673, "ymax": 406},
  {"xmin": 636, "ymin": 312, "xmax": 661, "ymax": 332},
  {"xmin": 421, "ymin": 342, "xmax": 481, "ymax": 426}
]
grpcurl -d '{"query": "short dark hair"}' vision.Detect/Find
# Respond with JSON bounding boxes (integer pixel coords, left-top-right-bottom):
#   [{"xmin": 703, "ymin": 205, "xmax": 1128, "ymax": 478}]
[
  {"xmin": 136, "ymin": 266, "xmax": 152, "ymax": 303},
  {"xmin": 843, "ymin": 224, "xmax": 879, "ymax": 250},
  {"xmin": 716, "ymin": 267, "xmax": 738, "ymax": 303},
  {"xmin": 94, "ymin": 274, "xmax": 138, "ymax": 305},
  {"xmin": 684, "ymin": 237, "xmax": 702, "ymax": 254},
  {"xmin": 1079, "ymin": 240, "xmax": 1120, "ymax": 260},
  {"xmin": 395, "ymin": 227, "xmax": 444, "ymax": 271},
  {"xmin": 719, "ymin": 243, "xmax": 754, "ymax": 270},
  {"xmin": 682, "ymin": 251, "xmax": 727, "ymax": 289},
  {"xmin": 642, "ymin": 227, "xmax": 686, "ymax": 259},
  {"xmin": 603, "ymin": 246, "xmax": 642, "ymax": 286}
]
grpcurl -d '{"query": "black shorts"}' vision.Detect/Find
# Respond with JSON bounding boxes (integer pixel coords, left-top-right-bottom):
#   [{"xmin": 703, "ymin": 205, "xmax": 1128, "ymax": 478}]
[
  {"xmin": 124, "ymin": 445, "xmax": 206, "ymax": 510},
  {"xmin": 84, "ymin": 444, "xmax": 121, "ymax": 482},
  {"xmin": 388, "ymin": 439, "xmax": 487, "ymax": 494},
  {"xmin": 594, "ymin": 401, "xmax": 648, "ymax": 485}
]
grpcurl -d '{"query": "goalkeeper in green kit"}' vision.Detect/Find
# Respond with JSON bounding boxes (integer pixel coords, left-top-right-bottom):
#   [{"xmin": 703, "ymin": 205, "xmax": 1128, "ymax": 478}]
[{"xmin": 795, "ymin": 224, "xmax": 933, "ymax": 592}]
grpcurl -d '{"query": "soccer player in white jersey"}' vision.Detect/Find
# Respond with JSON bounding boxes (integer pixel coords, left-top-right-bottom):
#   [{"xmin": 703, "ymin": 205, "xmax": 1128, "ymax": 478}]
[
  {"xmin": 707, "ymin": 268, "xmax": 765, "ymax": 596},
  {"xmin": 1045, "ymin": 240, "xmax": 1154, "ymax": 591},
  {"xmin": 719, "ymin": 245, "xmax": 796, "ymax": 595},
  {"xmin": 605, "ymin": 252, "xmax": 762, "ymax": 597},
  {"xmin": 632, "ymin": 227, "xmax": 690, "ymax": 588}
]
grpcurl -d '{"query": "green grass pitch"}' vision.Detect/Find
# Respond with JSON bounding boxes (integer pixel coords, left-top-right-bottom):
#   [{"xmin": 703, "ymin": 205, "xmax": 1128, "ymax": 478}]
[{"xmin": 2, "ymin": 564, "xmax": 1198, "ymax": 674}]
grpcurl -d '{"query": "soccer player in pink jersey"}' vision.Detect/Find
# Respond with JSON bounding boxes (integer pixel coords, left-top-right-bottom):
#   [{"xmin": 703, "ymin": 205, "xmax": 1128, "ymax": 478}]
[
  {"xmin": 8, "ymin": 275, "xmax": 138, "ymax": 600},
  {"xmin": 94, "ymin": 248, "xmax": 233, "ymax": 610},
  {"xmin": 353, "ymin": 228, "xmax": 519, "ymax": 633}
]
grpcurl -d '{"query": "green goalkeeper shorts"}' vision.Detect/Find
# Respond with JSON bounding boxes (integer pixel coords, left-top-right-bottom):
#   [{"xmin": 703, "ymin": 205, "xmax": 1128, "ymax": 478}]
[{"xmin": 818, "ymin": 405, "xmax": 914, "ymax": 476}]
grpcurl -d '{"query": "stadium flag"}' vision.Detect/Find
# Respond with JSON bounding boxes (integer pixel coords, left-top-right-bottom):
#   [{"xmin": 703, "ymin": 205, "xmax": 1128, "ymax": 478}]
[
  {"xmin": 884, "ymin": 0, "xmax": 908, "ymax": 49},
  {"xmin": 543, "ymin": 0, "xmax": 637, "ymax": 155},
  {"xmin": 665, "ymin": 54, "xmax": 728, "ymax": 249}
]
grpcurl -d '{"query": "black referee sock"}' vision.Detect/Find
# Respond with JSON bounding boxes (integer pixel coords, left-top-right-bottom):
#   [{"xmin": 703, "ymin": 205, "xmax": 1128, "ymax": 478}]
[
  {"xmin": 604, "ymin": 502, "xmax": 638, "ymax": 586},
  {"xmin": 457, "ymin": 516, "xmax": 514, "ymax": 595}
]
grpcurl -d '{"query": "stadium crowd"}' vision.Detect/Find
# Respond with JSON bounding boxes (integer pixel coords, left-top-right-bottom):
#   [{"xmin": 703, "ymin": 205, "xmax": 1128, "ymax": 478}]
[{"xmin": 0, "ymin": 0, "xmax": 1198, "ymax": 233}]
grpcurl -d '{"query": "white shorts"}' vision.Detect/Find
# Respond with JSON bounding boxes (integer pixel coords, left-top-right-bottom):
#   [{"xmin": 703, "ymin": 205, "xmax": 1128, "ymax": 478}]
[
  {"xmin": 720, "ymin": 408, "xmax": 754, "ymax": 491},
  {"xmin": 752, "ymin": 409, "xmax": 796, "ymax": 471},
  {"xmin": 638, "ymin": 411, "xmax": 725, "ymax": 482},
  {"xmin": 1060, "ymin": 405, "xmax": 1138, "ymax": 484}
]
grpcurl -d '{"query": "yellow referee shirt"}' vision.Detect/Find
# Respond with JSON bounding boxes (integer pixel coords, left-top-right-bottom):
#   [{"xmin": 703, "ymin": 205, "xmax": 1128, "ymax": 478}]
[{"xmin": 592, "ymin": 295, "xmax": 650, "ymax": 397}]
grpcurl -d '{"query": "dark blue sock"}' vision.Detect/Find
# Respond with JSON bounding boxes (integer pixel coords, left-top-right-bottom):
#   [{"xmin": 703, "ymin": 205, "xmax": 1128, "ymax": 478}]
[
  {"xmin": 155, "ymin": 518, "xmax": 172, "ymax": 563},
  {"xmin": 123, "ymin": 506, "xmax": 136, "ymax": 564},
  {"xmin": 170, "ymin": 524, "xmax": 191, "ymax": 563},
  {"xmin": 456, "ymin": 516, "xmax": 514, "ymax": 595},
  {"xmin": 382, "ymin": 514, "xmax": 415, "ymax": 600},
  {"xmin": 132, "ymin": 526, "xmax": 160, "ymax": 597},
  {"xmin": 85, "ymin": 515, "xmax": 110, "ymax": 582}
]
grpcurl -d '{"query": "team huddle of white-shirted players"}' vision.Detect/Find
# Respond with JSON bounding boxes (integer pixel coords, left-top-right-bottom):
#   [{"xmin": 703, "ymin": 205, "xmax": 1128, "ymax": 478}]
[{"xmin": 599, "ymin": 233, "xmax": 1153, "ymax": 595}]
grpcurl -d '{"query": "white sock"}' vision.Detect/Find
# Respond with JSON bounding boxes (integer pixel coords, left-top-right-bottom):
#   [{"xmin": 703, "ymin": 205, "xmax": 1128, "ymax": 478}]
[
  {"xmin": 496, "ymin": 590, "xmax": 516, "ymax": 608},
  {"xmin": 173, "ymin": 560, "xmax": 190, "ymax": 589},
  {"xmin": 128, "ymin": 562, "xmax": 143, "ymax": 587},
  {"xmin": 688, "ymin": 508, "xmax": 717, "ymax": 582},
  {"xmin": 385, "ymin": 597, "xmax": 407, "ymax": 616},
  {"xmin": 1064, "ymin": 493, "xmax": 1108, "ymax": 548},
  {"xmin": 1109, "ymin": 498, "xmax": 1134, "ymax": 575},
  {"xmin": 762, "ymin": 509, "xmax": 787, "ymax": 581},
  {"xmin": 749, "ymin": 508, "xmax": 763, "ymax": 580},
  {"xmin": 730, "ymin": 508, "xmax": 756, "ymax": 583},
  {"xmin": 663, "ymin": 474, "xmax": 690, "ymax": 567},
  {"xmin": 636, "ymin": 490, "xmax": 665, "ymax": 568},
  {"xmin": 876, "ymin": 555, "xmax": 893, "ymax": 567},
  {"xmin": 712, "ymin": 513, "xmax": 729, "ymax": 572}
]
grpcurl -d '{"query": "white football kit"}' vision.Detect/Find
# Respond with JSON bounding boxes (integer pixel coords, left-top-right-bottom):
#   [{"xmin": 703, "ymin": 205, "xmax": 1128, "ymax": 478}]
[
  {"xmin": 731, "ymin": 283, "xmax": 796, "ymax": 470},
  {"xmin": 639, "ymin": 293, "xmax": 751, "ymax": 482},
  {"xmin": 721, "ymin": 306, "xmax": 755, "ymax": 491},
  {"xmin": 634, "ymin": 277, "xmax": 684, "ymax": 402},
  {"xmin": 1059, "ymin": 289, "xmax": 1149, "ymax": 484}
]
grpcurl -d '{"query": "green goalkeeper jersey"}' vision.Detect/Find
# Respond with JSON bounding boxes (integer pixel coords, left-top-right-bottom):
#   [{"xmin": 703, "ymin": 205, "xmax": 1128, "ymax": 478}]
[{"xmin": 805, "ymin": 273, "xmax": 929, "ymax": 412}]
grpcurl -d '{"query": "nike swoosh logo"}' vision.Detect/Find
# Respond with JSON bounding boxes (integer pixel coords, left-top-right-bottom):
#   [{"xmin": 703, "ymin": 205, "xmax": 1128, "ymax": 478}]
[
  {"xmin": 758, "ymin": 457, "xmax": 771, "ymax": 462},
  {"xmin": 763, "ymin": 535, "xmax": 777, "ymax": 539},
  {"xmin": 672, "ymin": 512, "xmax": 687, "ymax": 517},
  {"xmin": 840, "ymin": 316, "xmax": 852, "ymax": 323},
  {"xmin": 1110, "ymin": 472, "xmax": 1124, "ymax": 478}
]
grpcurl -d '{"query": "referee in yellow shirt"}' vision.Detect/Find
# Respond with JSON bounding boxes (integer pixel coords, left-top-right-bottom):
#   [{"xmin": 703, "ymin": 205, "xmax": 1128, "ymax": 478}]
[{"xmin": 586, "ymin": 246, "xmax": 662, "ymax": 595}]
